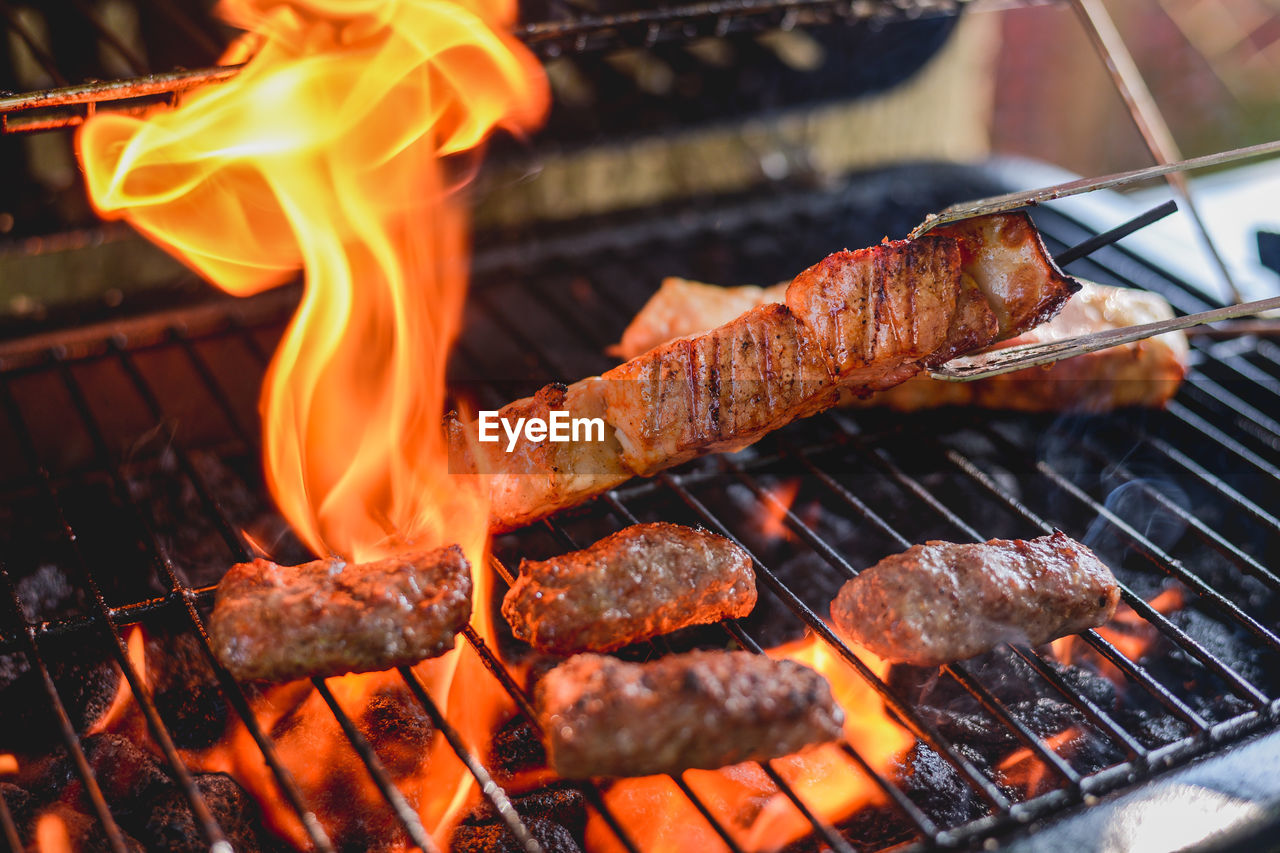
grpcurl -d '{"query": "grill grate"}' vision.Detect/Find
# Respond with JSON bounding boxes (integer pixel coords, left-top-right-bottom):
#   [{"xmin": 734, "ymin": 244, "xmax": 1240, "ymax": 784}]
[{"xmin": 0, "ymin": 163, "xmax": 1278, "ymax": 851}]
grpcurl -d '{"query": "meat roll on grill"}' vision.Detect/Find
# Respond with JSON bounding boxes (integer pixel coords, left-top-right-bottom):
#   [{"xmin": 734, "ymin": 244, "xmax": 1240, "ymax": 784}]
[
  {"xmin": 502, "ymin": 523, "xmax": 756, "ymax": 654},
  {"xmin": 832, "ymin": 532, "xmax": 1120, "ymax": 667},
  {"xmin": 536, "ymin": 651, "xmax": 844, "ymax": 778},
  {"xmin": 209, "ymin": 546, "xmax": 472, "ymax": 682}
]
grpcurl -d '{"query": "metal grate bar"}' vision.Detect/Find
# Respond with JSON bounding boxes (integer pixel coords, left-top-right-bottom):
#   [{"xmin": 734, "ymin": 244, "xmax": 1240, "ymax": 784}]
[
  {"xmin": 651, "ymin": 470, "xmax": 1014, "ymax": 811},
  {"xmin": 0, "ymin": 370, "xmax": 232, "ymax": 851},
  {"xmin": 396, "ymin": 665, "xmax": 545, "ymax": 853},
  {"xmin": 963, "ymin": 424, "xmax": 1272, "ymax": 706},
  {"xmin": 598, "ymin": 489, "xmax": 940, "ymax": 840},
  {"xmin": 0, "ymin": 567, "xmax": 131, "ymax": 853},
  {"xmin": 721, "ymin": 453, "xmax": 1113, "ymax": 782},
  {"xmin": 718, "ymin": 454, "xmax": 1094, "ymax": 785},
  {"xmin": 68, "ymin": 0, "xmax": 150, "ymax": 75},
  {"xmin": 54, "ymin": 350, "xmax": 337, "ymax": 852},
  {"xmin": 103, "ymin": 345, "xmax": 464, "ymax": 851},
  {"xmin": 543, "ymin": 509, "xmax": 861, "ymax": 853},
  {"xmin": 310, "ymin": 678, "xmax": 439, "ymax": 852},
  {"xmin": 0, "ymin": 0, "xmax": 68, "ymax": 86},
  {"xmin": 0, "ymin": 786, "xmax": 22, "ymax": 852},
  {"xmin": 1073, "ymin": 435, "xmax": 1280, "ymax": 594},
  {"xmin": 938, "ymin": 446, "xmax": 1213, "ymax": 731}
]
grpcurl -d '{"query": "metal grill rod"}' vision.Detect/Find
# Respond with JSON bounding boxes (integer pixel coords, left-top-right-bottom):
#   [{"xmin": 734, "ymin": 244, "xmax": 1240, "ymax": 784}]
[
  {"xmin": 0, "ymin": 371, "xmax": 232, "ymax": 852},
  {"xmin": 540, "ymin": 511, "xmax": 859, "ymax": 853}
]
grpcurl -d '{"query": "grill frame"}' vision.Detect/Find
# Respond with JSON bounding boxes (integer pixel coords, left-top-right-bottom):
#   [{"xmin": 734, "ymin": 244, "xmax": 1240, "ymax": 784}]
[{"xmin": 0, "ymin": 165, "xmax": 1278, "ymax": 852}]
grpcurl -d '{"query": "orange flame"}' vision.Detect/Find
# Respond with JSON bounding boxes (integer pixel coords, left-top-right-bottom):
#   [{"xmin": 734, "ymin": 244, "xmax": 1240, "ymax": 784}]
[
  {"xmin": 590, "ymin": 635, "xmax": 914, "ymax": 853},
  {"xmin": 0, "ymin": 754, "xmax": 17, "ymax": 775},
  {"xmin": 89, "ymin": 625, "xmax": 147, "ymax": 736},
  {"xmin": 77, "ymin": 0, "xmax": 546, "ymax": 563},
  {"xmin": 1051, "ymin": 586, "xmax": 1184, "ymax": 685},
  {"xmin": 758, "ymin": 480, "xmax": 800, "ymax": 542},
  {"xmin": 996, "ymin": 727, "xmax": 1079, "ymax": 799},
  {"xmin": 34, "ymin": 812, "xmax": 73, "ymax": 853},
  {"xmin": 77, "ymin": 0, "xmax": 546, "ymax": 845}
]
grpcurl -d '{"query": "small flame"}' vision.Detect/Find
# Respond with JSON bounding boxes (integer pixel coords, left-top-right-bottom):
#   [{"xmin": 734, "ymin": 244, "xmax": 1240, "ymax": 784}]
[
  {"xmin": 0, "ymin": 754, "xmax": 16, "ymax": 774},
  {"xmin": 996, "ymin": 728, "xmax": 1079, "ymax": 798},
  {"xmin": 758, "ymin": 480, "xmax": 801, "ymax": 542},
  {"xmin": 89, "ymin": 625, "xmax": 147, "ymax": 736},
  {"xmin": 34, "ymin": 812, "xmax": 72, "ymax": 853},
  {"xmin": 1051, "ymin": 587, "xmax": 1184, "ymax": 685},
  {"xmin": 590, "ymin": 635, "xmax": 914, "ymax": 852},
  {"xmin": 241, "ymin": 528, "xmax": 273, "ymax": 559}
]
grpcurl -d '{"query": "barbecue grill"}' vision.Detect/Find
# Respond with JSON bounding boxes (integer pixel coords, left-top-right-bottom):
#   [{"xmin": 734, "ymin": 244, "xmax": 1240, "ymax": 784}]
[{"xmin": 3, "ymin": 2, "xmax": 1280, "ymax": 852}]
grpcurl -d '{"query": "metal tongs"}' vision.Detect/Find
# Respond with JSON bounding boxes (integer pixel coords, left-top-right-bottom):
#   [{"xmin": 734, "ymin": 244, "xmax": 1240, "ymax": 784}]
[{"xmin": 913, "ymin": 140, "xmax": 1280, "ymax": 382}]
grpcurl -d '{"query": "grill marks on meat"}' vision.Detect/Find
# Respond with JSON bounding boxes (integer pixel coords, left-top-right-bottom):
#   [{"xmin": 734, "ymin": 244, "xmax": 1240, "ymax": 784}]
[
  {"xmin": 502, "ymin": 523, "xmax": 756, "ymax": 654},
  {"xmin": 831, "ymin": 532, "xmax": 1121, "ymax": 667},
  {"xmin": 786, "ymin": 236, "xmax": 963, "ymax": 391},
  {"xmin": 536, "ymin": 651, "xmax": 844, "ymax": 778},
  {"xmin": 209, "ymin": 546, "xmax": 472, "ymax": 682},
  {"xmin": 450, "ymin": 212, "xmax": 1079, "ymax": 531},
  {"xmin": 601, "ymin": 302, "xmax": 837, "ymax": 475}
]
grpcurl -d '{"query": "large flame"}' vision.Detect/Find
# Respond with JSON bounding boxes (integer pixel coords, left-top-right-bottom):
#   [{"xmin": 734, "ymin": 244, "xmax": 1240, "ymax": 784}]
[
  {"xmin": 77, "ymin": 0, "xmax": 546, "ymax": 562},
  {"xmin": 76, "ymin": 0, "xmax": 546, "ymax": 845}
]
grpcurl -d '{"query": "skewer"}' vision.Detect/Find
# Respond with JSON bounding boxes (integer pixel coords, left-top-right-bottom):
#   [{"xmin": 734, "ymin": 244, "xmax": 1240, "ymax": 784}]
[{"xmin": 929, "ymin": 295, "xmax": 1280, "ymax": 382}]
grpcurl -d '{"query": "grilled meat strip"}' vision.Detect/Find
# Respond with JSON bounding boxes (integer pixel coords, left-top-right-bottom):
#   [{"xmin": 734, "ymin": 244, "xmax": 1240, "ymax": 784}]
[
  {"xmin": 616, "ymin": 277, "xmax": 1185, "ymax": 412},
  {"xmin": 831, "ymin": 532, "xmax": 1120, "ymax": 667},
  {"xmin": 450, "ymin": 213, "xmax": 1077, "ymax": 530},
  {"xmin": 536, "ymin": 651, "xmax": 844, "ymax": 778},
  {"xmin": 209, "ymin": 546, "xmax": 472, "ymax": 681},
  {"xmin": 502, "ymin": 522, "xmax": 756, "ymax": 654}
]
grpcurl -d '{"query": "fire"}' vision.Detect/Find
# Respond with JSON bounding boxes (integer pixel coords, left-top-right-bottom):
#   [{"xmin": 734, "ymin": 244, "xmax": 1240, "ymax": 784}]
[
  {"xmin": 589, "ymin": 635, "xmax": 914, "ymax": 853},
  {"xmin": 996, "ymin": 728, "xmax": 1079, "ymax": 798},
  {"xmin": 0, "ymin": 754, "xmax": 16, "ymax": 774},
  {"xmin": 88, "ymin": 625, "xmax": 148, "ymax": 736},
  {"xmin": 76, "ymin": 0, "xmax": 547, "ymax": 846},
  {"xmin": 34, "ymin": 812, "xmax": 72, "ymax": 853},
  {"xmin": 1051, "ymin": 586, "xmax": 1184, "ymax": 684},
  {"xmin": 758, "ymin": 479, "xmax": 800, "ymax": 542}
]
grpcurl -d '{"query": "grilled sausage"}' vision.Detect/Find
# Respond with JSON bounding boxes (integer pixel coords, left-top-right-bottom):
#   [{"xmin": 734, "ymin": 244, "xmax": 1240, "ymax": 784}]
[
  {"xmin": 536, "ymin": 651, "xmax": 844, "ymax": 778},
  {"xmin": 831, "ymin": 531, "xmax": 1120, "ymax": 667},
  {"xmin": 502, "ymin": 522, "xmax": 756, "ymax": 654},
  {"xmin": 209, "ymin": 546, "xmax": 472, "ymax": 681}
]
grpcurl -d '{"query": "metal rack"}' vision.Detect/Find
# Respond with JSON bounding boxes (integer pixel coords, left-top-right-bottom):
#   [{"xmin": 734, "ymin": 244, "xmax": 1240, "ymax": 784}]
[{"xmin": 0, "ymin": 165, "xmax": 1277, "ymax": 850}]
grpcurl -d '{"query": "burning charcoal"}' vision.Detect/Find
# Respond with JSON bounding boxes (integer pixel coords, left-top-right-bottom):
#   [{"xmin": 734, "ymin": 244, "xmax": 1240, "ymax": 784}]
[
  {"xmin": 0, "ymin": 642, "xmax": 120, "ymax": 753},
  {"xmin": 451, "ymin": 817, "xmax": 582, "ymax": 853},
  {"xmin": 144, "ymin": 773, "xmax": 264, "ymax": 853},
  {"xmin": 488, "ymin": 716, "xmax": 548, "ymax": 780},
  {"xmin": 146, "ymin": 632, "xmax": 229, "ymax": 749},
  {"xmin": 358, "ymin": 685, "xmax": 434, "ymax": 778},
  {"xmin": 461, "ymin": 786, "xmax": 587, "ymax": 840},
  {"xmin": 53, "ymin": 734, "xmax": 175, "ymax": 833}
]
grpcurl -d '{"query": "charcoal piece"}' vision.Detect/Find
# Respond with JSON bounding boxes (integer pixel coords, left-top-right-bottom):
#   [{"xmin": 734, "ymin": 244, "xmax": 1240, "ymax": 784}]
[
  {"xmin": 0, "ymin": 639, "xmax": 120, "ymax": 753},
  {"xmin": 143, "ymin": 773, "xmax": 263, "ymax": 853},
  {"xmin": 359, "ymin": 685, "xmax": 434, "ymax": 778},
  {"xmin": 0, "ymin": 782, "xmax": 33, "ymax": 841},
  {"xmin": 451, "ymin": 817, "xmax": 581, "ymax": 853},
  {"xmin": 47, "ymin": 734, "xmax": 176, "ymax": 836},
  {"xmin": 462, "ymin": 786, "xmax": 587, "ymax": 840},
  {"xmin": 488, "ymin": 716, "xmax": 547, "ymax": 780},
  {"xmin": 15, "ymin": 563, "xmax": 85, "ymax": 623},
  {"xmin": 147, "ymin": 632, "xmax": 229, "ymax": 749},
  {"xmin": 894, "ymin": 743, "xmax": 985, "ymax": 826}
]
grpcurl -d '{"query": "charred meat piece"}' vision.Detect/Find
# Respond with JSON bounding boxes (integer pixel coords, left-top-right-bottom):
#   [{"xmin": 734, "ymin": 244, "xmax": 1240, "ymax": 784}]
[
  {"xmin": 863, "ymin": 280, "xmax": 1188, "ymax": 412},
  {"xmin": 785, "ymin": 234, "xmax": 966, "ymax": 391},
  {"xmin": 600, "ymin": 301, "xmax": 838, "ymax": 476},
  {"xmin": 452, "ymin": 213, "xmax": 1078, "ymax": 532},
  {"xmin": 537, "ymin": 650, "xmax": 844, "ymax": 778},
  {"xmin": 831, "ymin": 532, "xmax": 1120, "ymax": 667},
  {"xmin": 209, "ymin": 546, "xmax": 471, "ymax": 681},
  {"xmin": 609, "ymin": 277, "xmax": 787, "ymax": 361},
  {"xmin": 931, "ymin": 212, "xmax": 1079, "ymax": 338},
  {"xmin": 502, "ymin": 523, "xmax": 756, "ymax": 654}
]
